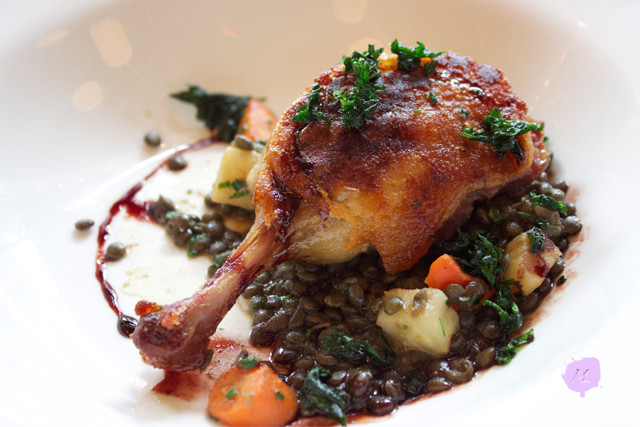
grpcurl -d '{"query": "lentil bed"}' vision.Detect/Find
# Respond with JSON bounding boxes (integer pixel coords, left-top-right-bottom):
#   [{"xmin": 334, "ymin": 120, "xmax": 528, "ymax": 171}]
[{"xmin": 147, "ymin": 162, "xmax": 581, "ymax": 420}]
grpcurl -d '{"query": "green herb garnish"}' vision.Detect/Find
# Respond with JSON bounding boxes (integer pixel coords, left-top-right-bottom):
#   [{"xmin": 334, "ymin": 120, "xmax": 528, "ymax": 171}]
[
  {"xmin": 429, "ymin": 91, "xmax": 438, "ymax": 105},
  {"xmin": 482, "ymin": 283, "xmax": 523, "ymax": 334},
  {"xmin": 218, "ymin": 179, "xmax": 250, "ymax": 199},
  {"xmin": 422, "ymin": 59, "xmax": 438, "ymax": 77},
  {"xmin": 293, "ymin": 82, "xmax": 331, "ymax": 125},
  {"xmin": 516, "ymin": 211, "xmax": 551, "ymax": 227},
  {"xmin": 496, "ymin": 328, "xmax": 535, "ymax": 365},
  {"xmin": 275, "ymin": 390, "xmax": 285, "ymax": 401},
  {"xmin": 488, "ymin": 207, "xmax": 502, "ymax": 224},
  {"xmin": 527, "ymin": 227, "xmax": 546, "ymax": 253},
  {"xmin": 226, "ymin": 387, "xmax": 237, "ymax": 399},
  {"xmin": 210, "ymin": 249, "xmax": 231, "ymax": 270},
  {"xmin": 321, "ymin": 330, "xmax": 394, "ymax": 367},
  {"xmin": 529, "ymin": 190, "xmax": 568, "ymax": 216},
  {"xmin": 239, "ymin": 356, "xmax": 259, "ymax": 370},
  {"xmin": 338, "ymin": 282, "xmax": 349, "ymax": 294},
  {"xmin": 438, "ymin": 317, "xmax": 446, "ymax": 337},
  {"xmin": 171, "ymin": 85, "xmax": 249, "ymax": 141},
  {"xmin": 333, "ymin": 45, "xmax": 384, "ymax": 130},
  {"xmin": 390, "ymin": 39, "xmax": 444, "ymax": 73},
  {"xmin": 187, "ymin": 233, "xmax": 208, "ymax": 257},
  {"xmin": 460, "ymin": 107, "xmax": 544, "ymax": 160},
  {"xmin": 460, "ymin": 108, "xmax": 469, "ymax": 118},
  {"xmin": 298, "ymin": 366, "xmax": 350, "ymax": 426},
  {"xmin": 442, "ymin": 229, "xmax": 504, "ymax": 286}
]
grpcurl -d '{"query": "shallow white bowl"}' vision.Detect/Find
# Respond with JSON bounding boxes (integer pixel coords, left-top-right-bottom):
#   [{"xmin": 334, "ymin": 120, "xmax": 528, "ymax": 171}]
[{"xmin": 1, "ymin": 0, "xmax": 639, "ymax": 426}]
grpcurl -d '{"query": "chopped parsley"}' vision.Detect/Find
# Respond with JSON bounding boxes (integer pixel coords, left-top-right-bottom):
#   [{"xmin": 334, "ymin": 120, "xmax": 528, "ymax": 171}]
[
  {"xmin": 338, "ymin": 282, "xmax": 349, "ymax": 294},
  {"xmin": 171, "ymin": 85, "xmax": 249, "ymax": 141},
  {"xmin": 321, "ymin": 330, "xmax": 394, "ymax": 367},
  {"xmin": 251, "ymin": 297, "xmax": 266, "ymax": 310},
  {"xmin": 527, "ymin": 227, "xmax": 546, "ymax": 253},
  {"xmin": 298, "ymin": 366, "xmax": 350, "ymax": 426},
  {"xmin": 460, "ymin": 108, "xmax": 469, "ymax": 118},
  {"xmin": 482, "ymin": 283, "xmax": 523, "ymax": 334},
  {"xmin": 460, "ymin": 107, "xmax": 544, "ymax": 160},
  {"xmin": 238, "ymin": 356, "xmax": 259, "ymax": 370},
  {"xmin": 218, "ymin": 179, "xmax": 250, "ymax": 199},
  {"xmin": 496, "ymin": 328, "xmax": 535, "ymax": 365},
  {"xmin": 390, "ymin": 39, "xmax": 444, "ymax": 74},
  {"xmin": 529, "ymin": 190, "xmax": 568, "ymax": 216},
  {"xmin": 488, "ymin": 207, "xmax": 502, "ymax": 224},
  {"xmin": 408, "ymin": 201, "xmax": 422, "ymax": 207},
  {"xmin": 187, "ymin": 233, "xmax": 209, "ymax": 257},
  {"xmin": 442, "ymin": 229, "xmax": 504, "ymax": 286},
  {"xmin": 275, "ymin": 390, "xmax": 285, "ymax": 401},
  {"xmin": 333, "ymin": 45, "xmax": 384, "ymax": 129},
  {"xmin": 422, "ymin": 59, "xmax": 438, "ymax": 77},
  {"xmin": 429, "ymin": 91, "xmax": 438, "ymax": 105},
  {"xmin": 516, "ymin": 211, "xmax": 551, "ymax": 227},
  {"xmin": 438, "ymin": 317, "xmax": 446, "ymax": 336},
  {"xmin": 293, "ymin": 82, "xmax": 331, "ymax": 125},
  {"xmin": 210, "ymin": 249, "xmax": 231, "ymax": 270},
  {"xmin": 225, "ymin": 387, "xmax": 237, "ymax": 399}
]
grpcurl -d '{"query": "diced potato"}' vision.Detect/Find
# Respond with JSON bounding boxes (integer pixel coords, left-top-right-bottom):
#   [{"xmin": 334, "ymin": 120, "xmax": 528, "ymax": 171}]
[
  {"xmin": 500, "ymin": 229, "xmax": 561, "ymax": 295},
  {"xmin": 376, "ymin": 288, "xmax": 459, "ymax": 357},
  {"xmin": 210, "ymin": 146, "xmax": 262, "ymax": 210}
]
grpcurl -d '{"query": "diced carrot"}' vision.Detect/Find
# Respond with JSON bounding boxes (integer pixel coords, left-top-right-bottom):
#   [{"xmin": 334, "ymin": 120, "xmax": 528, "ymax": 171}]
[
  {"xmin": 236, "ymin": 99, "xmax": 277, "ymax": 142},
  {"xmin": 424, "ymin": 254, "xmax": 476, "ymax": 290},
  {"xmin": 208, "ymin": 364, "xmax": 298, "ymax": 426}
]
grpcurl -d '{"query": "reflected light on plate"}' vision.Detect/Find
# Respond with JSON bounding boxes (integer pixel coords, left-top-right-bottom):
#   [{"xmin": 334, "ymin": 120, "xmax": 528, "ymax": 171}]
[
  {"xmin": 332, "ymin": 0, "xmax": 368, "ymax": 24},
  {"xmin": 72, "ymin": 80, "xmax": 104, "ymax": 111},
  {"xmin": 90, "ymin": 19, "xmax": 133, "ymax": 68},
  {"xmin": 35, "ymin": 29, "xmax": 71, "ymax": 48},
  {"xmin": 222, "ymin": 27, "xmax": 238, "ymax": 37}
]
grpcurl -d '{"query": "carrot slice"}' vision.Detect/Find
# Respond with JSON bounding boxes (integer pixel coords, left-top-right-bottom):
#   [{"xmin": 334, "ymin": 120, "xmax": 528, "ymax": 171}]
[
  {"xmin": 424, "ymin": 254, "xmax": 476, "ymax": 290},
  {"xmin": 236, "ymin": 99, "xmax": 277, "ymax": 142},
  {"xmin": 208, "ymin": 364, "xmax": 298, "ymax": 426}
]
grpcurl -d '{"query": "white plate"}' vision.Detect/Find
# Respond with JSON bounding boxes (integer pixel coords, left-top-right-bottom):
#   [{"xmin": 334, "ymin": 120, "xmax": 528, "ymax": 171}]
[{"xmin": 1, "ymin": 0, "xmax": 639, "ymax": 426}]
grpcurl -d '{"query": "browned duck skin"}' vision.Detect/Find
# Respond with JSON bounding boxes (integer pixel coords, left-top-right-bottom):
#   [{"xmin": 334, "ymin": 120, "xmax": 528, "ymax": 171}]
[{"xmin": 132, "ymin": 51, "xmax": 549, "ymax": 371}]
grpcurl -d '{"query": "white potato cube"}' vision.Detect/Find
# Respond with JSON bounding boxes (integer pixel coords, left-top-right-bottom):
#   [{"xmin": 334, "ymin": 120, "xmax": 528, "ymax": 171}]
[
  {"xmin": 500, "ymin": 229, "xmax": 561, "ymax": 295},
  {"xmin": 376, "ymin": 288, "xmax": 459, "ymax": 357},
  {"xmin": 210, "ymin": 146, "xmax": 262, "ymax": 210}
]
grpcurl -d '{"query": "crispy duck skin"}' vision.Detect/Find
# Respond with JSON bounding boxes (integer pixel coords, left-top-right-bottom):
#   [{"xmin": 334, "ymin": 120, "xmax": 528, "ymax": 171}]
[{"xmin": 132, "ymin": 51, "xmax": 549, "ymax": 371}]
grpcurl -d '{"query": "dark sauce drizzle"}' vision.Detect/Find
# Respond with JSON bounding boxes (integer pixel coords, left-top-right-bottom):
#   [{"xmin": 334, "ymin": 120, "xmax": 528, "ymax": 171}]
[{"xmin": 95, "ymin": 138, "xmax": 216, "ymax": 337}]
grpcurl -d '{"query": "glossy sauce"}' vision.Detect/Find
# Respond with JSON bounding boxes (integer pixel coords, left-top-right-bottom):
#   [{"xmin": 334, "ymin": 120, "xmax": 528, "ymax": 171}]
[{"xmin": 94, "ymin": 138, "xmax": 215, "ymax": 336}]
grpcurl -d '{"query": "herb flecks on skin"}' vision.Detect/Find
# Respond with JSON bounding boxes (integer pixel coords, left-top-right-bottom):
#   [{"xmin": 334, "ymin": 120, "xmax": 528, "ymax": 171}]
[
  {"xmin": 333, "ymin": 45, "xmax": 384, "ymax": 130},
  {"xmin": 460, "ymin": 107, "xmax": 543, "ymax": 160},
  {"xmin": 298, "ymin": 366, "xmax": 350, "ymax": 426},
  {"xmin": 429, "ymin": 91, "xmax": 438, "ymax": 106},
  {"xmin": 293, "ymin": 83, "xmax": 331, "ymax": 125},
  {"xmin": 171, "ymin": 85, "xmax": 249, "ymax": 141},
  {"xmin": 390, "ymin": 39, "xmax": 444, "ymax": 74}
]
